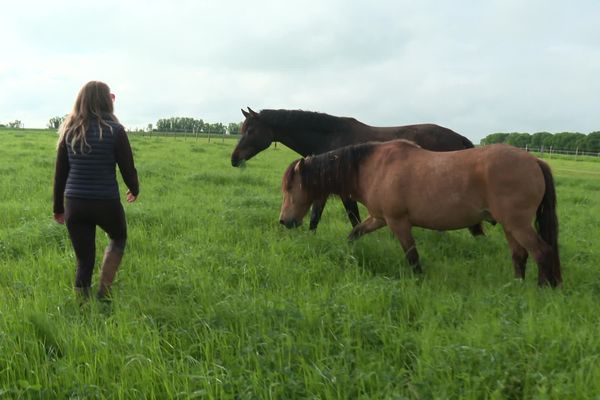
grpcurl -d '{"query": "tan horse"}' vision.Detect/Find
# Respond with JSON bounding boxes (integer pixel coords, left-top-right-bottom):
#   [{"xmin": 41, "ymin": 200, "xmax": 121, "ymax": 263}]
[{"xmin": 279, "ymin": 140, "xmax": 562, "ymax": 287}]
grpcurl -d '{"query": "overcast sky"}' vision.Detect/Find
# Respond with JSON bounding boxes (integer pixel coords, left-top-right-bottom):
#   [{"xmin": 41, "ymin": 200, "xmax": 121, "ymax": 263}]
[{"xmin": 1, "ymin": 0, "xmax": 599, "ymax": 143}]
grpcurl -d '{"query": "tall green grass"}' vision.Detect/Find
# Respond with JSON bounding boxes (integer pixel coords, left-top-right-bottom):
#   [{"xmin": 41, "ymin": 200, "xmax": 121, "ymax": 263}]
[{"xmin": 1, "ymin": 129, "xmax": 599, "ymax": 399}]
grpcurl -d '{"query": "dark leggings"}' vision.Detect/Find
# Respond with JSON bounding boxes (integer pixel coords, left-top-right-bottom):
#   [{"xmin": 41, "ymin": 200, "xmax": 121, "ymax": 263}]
[{"xmin": 64, "ymin": 198, "xmax": 127, "ymax": 288}]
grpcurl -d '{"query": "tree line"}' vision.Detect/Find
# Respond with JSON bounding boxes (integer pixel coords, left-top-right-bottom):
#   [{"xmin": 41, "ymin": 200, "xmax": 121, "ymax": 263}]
[
  {"xmin": 41, "ymin": 116, "xmax": 242, "ymax": 135},
  {"xmin": 154, "ymin": 117, "xmax": 241, "ymax": 135},
  {"xmin": 480, "ymin": 131, "xmax": 600, "ymax": 152},
  {"xmin": 0, "ymin": 120, "xmax": 24, "ymax": 129}
]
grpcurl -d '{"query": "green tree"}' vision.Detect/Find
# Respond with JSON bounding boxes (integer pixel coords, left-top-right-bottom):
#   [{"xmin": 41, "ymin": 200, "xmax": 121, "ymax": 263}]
[
  {"xmin": 8, "ymin": 120, "xmax": 23, "ymax": 129},
  {"xmin": 530, "ymin": 132, "xmax": 553, "ymax": 149},
  {"xmin": 575, "ymin": 133, "xmax": 588, "ymax": 152},
  {"xmin": 47, "ymin": 115, "xmax": 66, "ymax": 129},
  {"xmin": 156, "ymin": 117, "xmax": 206, "ymax": 133},
  {"xmin": 227, "ymin": 122, "xmax": 241, "ymax": 135},
  {"xmin": 193, "ymin": 119, "xmax": 205, "ymax": 133},
  {"xmin": 505, "ymin": 132, "xmax": 531, "ymax": 148},
  {"xmin": 553, "ymin": 132, "xmax": 584, "ymax": 151},
  {"xmin": 480, "ymin": 133, "xmax": 509, "ymax": 145},
  {"xmin": 207, "ymin": 122, "xmax": 225, "ymax": 134},
  {"xmin": 583, "ymin": 131, "xmax": 600, "ymax": 152}
]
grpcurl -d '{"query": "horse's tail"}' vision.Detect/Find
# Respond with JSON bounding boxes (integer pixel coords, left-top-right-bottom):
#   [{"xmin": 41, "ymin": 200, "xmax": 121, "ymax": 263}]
[{"xmin": 535, "ymin": 160, "xmax": 562, "ymax": 286}]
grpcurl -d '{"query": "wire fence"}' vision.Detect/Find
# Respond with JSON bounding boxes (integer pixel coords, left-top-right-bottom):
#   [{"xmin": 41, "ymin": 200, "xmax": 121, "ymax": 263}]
[
  {"xmin": 128, "ymin": 129, "xmax": 240, "ymax": 143},
  {"xmin": 519, "ymin": 145, "xmax": 600, "ymax": 160}
]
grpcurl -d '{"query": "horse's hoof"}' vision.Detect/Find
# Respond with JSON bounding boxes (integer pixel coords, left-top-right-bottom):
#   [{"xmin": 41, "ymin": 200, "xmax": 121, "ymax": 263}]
[
  {"xmin": 347, "ymin": 231, "xmax": 360, "ymax": 242},
  {"xmin": 538, "ymin": 277, "xmax": 562, "ymax": 288}
]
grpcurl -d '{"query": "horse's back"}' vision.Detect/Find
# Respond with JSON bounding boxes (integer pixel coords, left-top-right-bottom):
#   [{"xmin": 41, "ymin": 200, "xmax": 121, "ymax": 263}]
[
  {"xmin": 361, "ymin": 142, "xmax": 545, "ymax": 230},
  {"xmin": 431, "ymin": 144, "xmax": 545, "ymax": 193},
  {"xmin": 479, "ymin": 144, "xmax": 543, "ymax": 177},
  {"xmin": 383, "ymin": 123, "xmax": 473, "ymax": 151}
]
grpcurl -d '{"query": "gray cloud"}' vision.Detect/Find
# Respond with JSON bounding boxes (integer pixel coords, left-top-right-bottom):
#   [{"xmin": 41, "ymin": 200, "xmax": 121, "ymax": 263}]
[{"xmin": 1, "ymin": 0, "xmax": 599, "ymax": 142}]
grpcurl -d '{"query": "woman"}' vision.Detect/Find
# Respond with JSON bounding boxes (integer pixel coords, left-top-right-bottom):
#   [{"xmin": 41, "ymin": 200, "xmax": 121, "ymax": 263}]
[{"xmin": 53, "ymin": 81, "xmax": 139, "ymax": 301}]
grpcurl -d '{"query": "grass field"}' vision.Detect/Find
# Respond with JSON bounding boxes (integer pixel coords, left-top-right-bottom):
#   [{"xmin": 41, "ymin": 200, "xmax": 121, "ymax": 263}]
[{"xmin": 1, "ymin": 129, "xmax": 600, "ymax": 399}]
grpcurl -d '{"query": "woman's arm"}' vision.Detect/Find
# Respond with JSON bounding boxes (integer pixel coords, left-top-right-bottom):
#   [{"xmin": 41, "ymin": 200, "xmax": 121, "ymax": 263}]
[
  {"xmin": 115, "ymin": 127, "xmax": 140, "ymax": 198},
  {"xmin": 53, "ymin": 138, "xmax": 69, "ymax": 217}
]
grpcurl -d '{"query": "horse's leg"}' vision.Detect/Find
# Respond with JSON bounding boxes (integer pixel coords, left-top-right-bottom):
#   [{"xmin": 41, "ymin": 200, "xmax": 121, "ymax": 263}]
[
  {"xmin": 309, "ymin": 198, "xmax": 327, "ymax": 231},
  {"xmin": 503, "ymin": 227, "xmax": 528, "ymax": 280},
  {"xmin": 506, "ymin": 225, "xmax": 557, "ymax": 287},
  {"xmin": 341, "ymin": 198, "xmax": 361, "ymax": 227},
  {"xmin": 347, "ymin": 216, "xmax": 386, "ymax": 241},
  {"xmin": 468, "ymin": 223, "xmax": 486, "ymax": 236},
  {"xmin": 387, "ymin": 219, "xmax": 421, "ymax": 273}
]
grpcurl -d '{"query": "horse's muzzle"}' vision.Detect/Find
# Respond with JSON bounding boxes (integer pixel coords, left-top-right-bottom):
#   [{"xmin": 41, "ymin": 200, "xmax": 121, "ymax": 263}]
[{"xmin": 280, "ymin": 219, "xmax": 300, "ymax": 229}]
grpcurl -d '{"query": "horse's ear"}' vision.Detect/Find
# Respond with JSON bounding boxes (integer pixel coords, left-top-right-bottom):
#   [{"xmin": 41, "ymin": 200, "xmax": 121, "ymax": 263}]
[
  {"xmin": 248, "ymin": 107, "xmax": 259, "ymax": 117},
  {"xmin": 295, "ymin": 158, "xmax": 305, "ymax": 173},
  {"xmin": 241, "ymin": 108, "xmax": 250, "ymax": 118}
]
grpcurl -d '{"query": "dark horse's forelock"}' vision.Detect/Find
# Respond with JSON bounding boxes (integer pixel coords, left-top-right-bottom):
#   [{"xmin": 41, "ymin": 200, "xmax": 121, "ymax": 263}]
[
  {"xmin": 298, "ymin": 142, "xmax": 378, "ymax": 199},
  {"xmin": 259, "ymin": 109, "xmax": 351, "ymax": 133}
]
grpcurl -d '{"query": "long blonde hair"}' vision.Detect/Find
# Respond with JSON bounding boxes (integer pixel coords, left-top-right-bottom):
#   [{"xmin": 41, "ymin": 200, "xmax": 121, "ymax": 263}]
[{"xmin": 57, "ymin": 81, "xmax": 120, "ymax": 153}]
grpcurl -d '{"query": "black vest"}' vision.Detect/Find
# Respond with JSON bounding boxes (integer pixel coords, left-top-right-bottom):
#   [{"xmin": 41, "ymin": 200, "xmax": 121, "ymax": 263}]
[{"xmin": 65, "ymin": 121, "xmax": 122, "ymax": 200}]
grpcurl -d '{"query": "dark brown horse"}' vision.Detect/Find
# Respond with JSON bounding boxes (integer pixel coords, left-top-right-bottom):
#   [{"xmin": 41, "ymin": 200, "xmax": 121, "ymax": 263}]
[
  {"xmin": 279, "ymin": 140, "xmax": 562, "ymax": 287},
  {"xmin": 231, "ymin": 108, "xmax": 477, "ymax": 232}
]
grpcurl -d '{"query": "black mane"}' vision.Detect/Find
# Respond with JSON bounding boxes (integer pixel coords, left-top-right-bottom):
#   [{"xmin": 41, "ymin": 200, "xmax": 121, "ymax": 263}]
[
  {"xmin": 259, "ymin": 109, "xmax": 357, "ymax": 133},
  {"xmin": 298, "ymin": 141, "xmax": 378, "ymax": 199}
]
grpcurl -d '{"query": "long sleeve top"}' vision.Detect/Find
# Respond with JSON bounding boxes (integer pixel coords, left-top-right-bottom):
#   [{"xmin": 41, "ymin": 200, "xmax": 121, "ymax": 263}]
[{"xmin": 53, "ymin": 121, "xmax": 139, "ymax": 213}]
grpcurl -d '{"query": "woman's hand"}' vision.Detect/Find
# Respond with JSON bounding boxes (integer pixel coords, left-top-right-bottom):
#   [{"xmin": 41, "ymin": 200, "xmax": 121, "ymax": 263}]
[
  {"xmin": 53, "ymin": 213, "xmax": 65, "ymax": 224},
  {"xmin": 126, "ymin": 190, "xmax": 137, "ymax": 203}
]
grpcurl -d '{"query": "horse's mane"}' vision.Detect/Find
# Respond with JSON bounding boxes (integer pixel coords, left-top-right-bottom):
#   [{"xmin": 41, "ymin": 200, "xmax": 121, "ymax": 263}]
[
  {"xmin": 259, "ymin": 109, "xmax": 357, "ymax": 133},
  {"xmin": 283, "ymin": 142, "xmax": 381, "ymax": 200}
]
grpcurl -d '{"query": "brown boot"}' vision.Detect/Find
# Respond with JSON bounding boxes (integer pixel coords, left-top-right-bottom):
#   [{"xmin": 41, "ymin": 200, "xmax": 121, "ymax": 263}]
[{"xmin": 97, "ymin": 248, "xmax": 124, "ymax": 301}]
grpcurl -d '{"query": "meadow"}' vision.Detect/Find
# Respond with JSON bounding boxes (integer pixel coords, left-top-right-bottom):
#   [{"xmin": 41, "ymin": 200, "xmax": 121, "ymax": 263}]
[{"xmin": 1, "ymin": 129, "xmax": 600, "ymax": 399}]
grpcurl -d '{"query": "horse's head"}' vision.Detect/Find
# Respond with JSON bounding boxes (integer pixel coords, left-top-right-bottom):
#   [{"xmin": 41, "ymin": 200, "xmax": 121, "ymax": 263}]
[
  {"xmin": 231, "ymin": 107, "xmax": 275, "ymax": 167},
  {"xmin": 279, "ymin": 159, "xmax": 312, "ymax": 229}
]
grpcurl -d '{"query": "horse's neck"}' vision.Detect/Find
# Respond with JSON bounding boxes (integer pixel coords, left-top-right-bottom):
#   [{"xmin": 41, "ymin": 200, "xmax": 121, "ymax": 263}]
[
  {"xmin": 306, "ymin": 151, "xmax": 363, "ymax": 200},
  {"xmin": 274, "ymin": 128, "xmax": 327, "ymax": 156}
]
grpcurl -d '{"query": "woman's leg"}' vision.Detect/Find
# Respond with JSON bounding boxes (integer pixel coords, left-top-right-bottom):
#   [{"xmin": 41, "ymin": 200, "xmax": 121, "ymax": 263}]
[
  {"xmin": 95, "ymin": 200, "xmax": 127, "ymax": 300},
  {"xmin": 64, "ymin": 198, "xmax": 97, "ymax": 296}
]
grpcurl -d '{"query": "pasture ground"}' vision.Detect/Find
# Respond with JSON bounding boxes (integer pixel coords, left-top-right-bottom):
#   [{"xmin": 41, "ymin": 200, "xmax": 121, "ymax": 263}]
[{"xmin": 1, "ymin": 129, "xmax": 600, "ymax": 399}]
